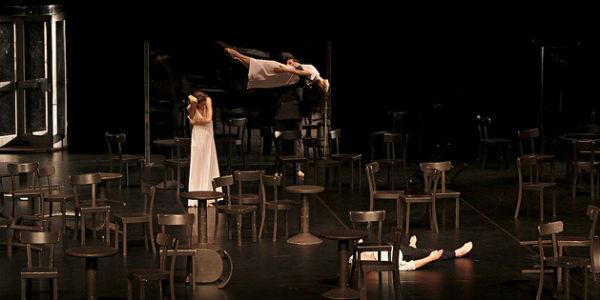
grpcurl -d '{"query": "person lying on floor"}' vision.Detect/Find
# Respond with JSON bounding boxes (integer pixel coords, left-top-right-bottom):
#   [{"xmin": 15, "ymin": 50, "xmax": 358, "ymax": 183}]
[{"xmin": 350, "ymin": 235, "xmax": 473, "ymax": 271}]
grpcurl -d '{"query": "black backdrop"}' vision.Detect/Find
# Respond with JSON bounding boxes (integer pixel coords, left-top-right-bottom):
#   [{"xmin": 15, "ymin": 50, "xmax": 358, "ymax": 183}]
[{"xmin": 3, "ymin": 1, "xmax": 599, "ymax": 162}]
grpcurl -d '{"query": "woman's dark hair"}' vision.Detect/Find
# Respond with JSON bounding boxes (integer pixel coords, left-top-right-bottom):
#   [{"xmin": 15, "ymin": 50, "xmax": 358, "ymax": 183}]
[{"xmin": 192, "ymin": 89, "xmax": 209, "ymax": 102}]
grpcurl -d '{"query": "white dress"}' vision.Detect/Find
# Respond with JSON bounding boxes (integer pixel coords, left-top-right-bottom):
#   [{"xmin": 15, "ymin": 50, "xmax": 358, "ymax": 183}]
[
  {"xmin": 247, "ymin": 57, "xmax": 320, "ymax": 89},
  {"xmin": 188, "ymin": 106, "xmax": 221, "ymax": 206}
]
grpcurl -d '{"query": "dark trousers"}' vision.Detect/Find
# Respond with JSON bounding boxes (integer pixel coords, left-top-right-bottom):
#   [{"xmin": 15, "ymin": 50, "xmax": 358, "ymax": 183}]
[{"xmin": 400, "ymin": 245, "xmax": 455, "ymax": 261}]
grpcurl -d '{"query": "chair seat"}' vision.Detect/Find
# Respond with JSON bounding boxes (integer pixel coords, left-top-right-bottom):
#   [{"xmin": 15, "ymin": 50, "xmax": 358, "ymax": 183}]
[
  {"xmin": 399, "ymin": 192, "xmax": 432, "ymax": 202},
  {"xmin": 43, "ymin": 191, "xmax": 74, "ymax": 201},
  {"xmin": 311, "ymin": 159, "xmax": 342, "ymax": 167},
  {"xmin": 331, "ymin": 153, "xmax": 362, "ymax": 161},
  {"xmin": 21, "ymin": 267, "xmax": 59, "ymax": 278},
  {"xmin": 114, "ymin": 213, "xmax": 151, "ymax": 223},
  {"xmin": 278, "ymin": 156, "xmax": 307, "ymax": 164},
  {"xmin": 536, "ymin": 154, "xmax": 556, "ymax": 161},
  {"xmin": 231, "ymin": 194, "xmax": 260, "ymax": 205},
  {"xmin": 112, "ymin": 154, "xmax": 143, "ymax": 162},
  {"xmin": 164, "ymin": 247, "xmax": 196, "ymax": 256},
  {"xmin": 128, "ymin": 269, "xmax": 171, "ymax": 281},
  {"xmin": 163, "ymin": 158, "xmax": 190, "ymax": 167},
  {"xmin": 373, "ymin": 190, "xmax": 402, "ymax": 199},
  {"xmin": 573, "ymin": 161, "xmax": 600, "ymax": 168},
  {"xmin": 218, "ymin": 205, "xmax": 256, "ymax": 214},
  {"xmin": 523, "ymin": 182, "xmax": 557, "ymax": 190},
  {"xmin": 356, "ymin": 241, "xmax": 393, "ymax": 251},
  {"xmin": 9, "ymin": 188, "xmax": 42, "ymax": 197},
  {"xmin": 544, "ymin": 256, "xmax": 589, "ymax": 269},
  {"xmin": 376, "ymin": 159, "xmax": 406, "ymax": 165},
  {"xmin": 435, "ymin": 190, "xmax": 461, "ymax": 199},
  {"xmin": 558, "ymin": 236, "xmax": 591, "ymax": 247},
  {"xmin": 265, "ymin": 200, "xmax": 299, "ymax": 210},
  {"xmin": 484, "ymin": 138, "xmax": 511, "ymax": 144},
  {"xmin": 359, "ymin": 260, "xmax": 395, "ymax": 272}
]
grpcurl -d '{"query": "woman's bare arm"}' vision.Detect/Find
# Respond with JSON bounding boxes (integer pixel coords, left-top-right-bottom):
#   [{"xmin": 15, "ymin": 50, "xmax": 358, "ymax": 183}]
[
  {"xmin": 189, "ymin": 97, "xmax": 213, "ymax": 125},
  {"xmin": 272, "ymin": 65, "xmax": 313, "ymax": 77}
]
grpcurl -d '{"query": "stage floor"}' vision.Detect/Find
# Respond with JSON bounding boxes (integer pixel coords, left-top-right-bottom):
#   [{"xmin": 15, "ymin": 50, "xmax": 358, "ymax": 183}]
[{"xmin": 1, "ymin": 151, "xmax": 599, "ymax": 299}]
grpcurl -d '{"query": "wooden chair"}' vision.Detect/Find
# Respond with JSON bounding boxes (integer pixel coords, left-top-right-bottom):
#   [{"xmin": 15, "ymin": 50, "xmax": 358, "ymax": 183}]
[
  {"xmin": 517, "ymin": 128, "xmax": 556, "ymax": 162},
  {"xmin": 421, "ymin": 161, "xmax": 461, "ymax": 230},
  {"xmin": 157, "ymin": 213, "xmax": 196, "ymax": 289},
  {"xmin": 127, "ymin": 233, "xmax": 179, "ymax": 300},
  {"xmin": 19, "ymin": 231, "xmax": 60, "ymax": 300},
  {"xmin": 330, "ymin": 129, "xmax": 363, "ymax": 191},
  {"xmin": 304, "ymin": 137, "xmax": 342, "ymax": 192},
  {"xmin": 375, "ymin": 133, "xmax": 409, "ymax": 192},
  {"xmin": 571, "ymin": 140, "xmax": 600, "ymax": 201},
  {"xmin": 365, "ymin": 162, "xmax": 402, "ymax": 229},
  {"xmin": 274, "ymin": 130, "xmax": 307, "ymax": 189},
  {"xmin": 476, "ymin": 116, "xmax": 511, "ymax": 169},
  {"xmin": 556, "ymin": 205, "xmax": 600, "ymax": 282},
  {"xmin": 6, "ymin": 162, "xmax": 43, "ymax": 218},
  {"xmin": 113, "ymin": 186, "xmax": 156, "ymax": 256},
  {"xmin": 348, "ymin": 210, "xmax": 386, "ymax": 286},
  {"xmin": 536, "ymin": 221, "xmax": 589, "ymax": 300},
  {"xmin": 162, "ymin": 137, "xmax": 190, "ymax": 200},
  {"xmin": 105, "ymin": 132, "xmax": 144, "ymax": 187},
  {"xmin": 212, "ymin": 175, "xmax": 257, "ymax": 246},
  {"xmin": 71, "ymin": 173, "xmax": 102, "ymax": 241},
  {"xmin": 515, "ymin": 155, "xmax": 557, "ymax": 222},
  {"xmin": 258, "ymin": 175, "xmax": 299, "ymax": 242},
  {"xmin": 399, "ymin": 163, "xmax": 443, "ymax": 234},
  {"xmin": 214, "ymin": 117, "xmax": 247, "ymax": 171},
  {"xmin": 358, "ymin": 227, "xmax": 401, "ymax": 300},
  {"xmin": 37, "ymin": 166, "xmax": 73, "ymax": 234},
  {"xmin": 232, "ymin": 170, "xmax": 264, "ymax": 207}
]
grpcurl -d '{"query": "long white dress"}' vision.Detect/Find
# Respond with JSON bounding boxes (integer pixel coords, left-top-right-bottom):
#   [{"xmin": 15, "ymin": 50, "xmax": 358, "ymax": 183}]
[
  {"xmin": 247, "ymin": 57, "xmax": 321, "ymax": 89},
  {"xmin": 188, "ymin": 106, "xmax": 221, "ymax": 206}
]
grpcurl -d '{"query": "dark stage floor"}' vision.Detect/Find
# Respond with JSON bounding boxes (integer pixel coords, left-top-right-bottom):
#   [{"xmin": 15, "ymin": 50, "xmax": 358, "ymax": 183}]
[{"xmin": 1, "ymin": 150, "xmax": 599, "ymax": 300}]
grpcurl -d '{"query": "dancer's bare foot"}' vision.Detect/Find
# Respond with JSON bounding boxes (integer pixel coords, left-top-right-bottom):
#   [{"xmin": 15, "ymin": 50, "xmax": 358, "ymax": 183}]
[
  {"xmin": 409, "ymin": 235, "xmax": 417, "ymax": 248},
  {"xmin": 454, "ymin": 242, "xmax": 473, "ymax": 257}
]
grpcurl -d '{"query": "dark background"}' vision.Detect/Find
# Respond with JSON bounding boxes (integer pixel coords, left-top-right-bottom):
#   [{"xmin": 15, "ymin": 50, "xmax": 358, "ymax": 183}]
[{"xmin": 3, "ymin": 1, "xmax": 599, "ymax": 163}]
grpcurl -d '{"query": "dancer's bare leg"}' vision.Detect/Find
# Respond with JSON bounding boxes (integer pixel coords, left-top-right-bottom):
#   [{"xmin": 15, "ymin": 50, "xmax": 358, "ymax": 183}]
[{"xmin": 225, "ymin": 48, "xmax": 251, "ymax": 68}]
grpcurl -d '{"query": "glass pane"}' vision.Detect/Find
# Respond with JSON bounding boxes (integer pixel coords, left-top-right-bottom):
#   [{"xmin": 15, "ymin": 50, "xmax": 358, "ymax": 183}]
[
  {"xmin": 56, "ymin": 21, "xmax": 65, "ymax": 135},
  {"xmin": 0, "ymin": 22, "xmax": 15, "ymax": 135},
  {"xmin": 24, "ymin": 21, "xmax": 46, "ymax": 133}
]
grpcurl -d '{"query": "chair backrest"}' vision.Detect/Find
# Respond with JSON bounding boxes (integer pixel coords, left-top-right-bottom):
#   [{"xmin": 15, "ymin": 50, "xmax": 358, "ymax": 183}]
[
  {"xmin": 365, "ymin": 162, "xmax": 379, "ymax": 194},
  {"xmin": 274, "ymin": 130, "xmax": 302, "ymax": 157},
  {"xmin": 37, "ymin": 166, "xmax": 63, "ymax": 194},
  {"xmin": 105, "ymin": 132, "xmax": 127, "ymax": 159},
  {"xmin": 157, "ymin": 213, "xmax": 195, "ymax": 247},
  {"xmin": 587, "ymin": 205, "xmax": 600, "ymax": 240},
  {"xmin": 572, "ymin": 140, "xmax": 598, "ymax": 163},
  {"xmin": 79, "ymin": 205, "xmax": 111, "ymax": 246},
  {"xmin": 8, "ymin": 162, "xmax": 39, "ymax": 190},
  {"xmin": 420, "ymin": 161, "xmax": 452, "ymax": 193},
  {"xmin": 304, "ymin": 137, "xmax": 329, "ymax": 161},
  {"xmin": 517, "ymin": 128, "xmax": 541, "ymax": 156},
  {"xmin": 349, "ymin": 210, "xmax": 385, "ymax": 242},
  {"xmin": 537, "ymin": 221, "xmax": 563, "ymax": 262},
  {"xmin": 382, "ymin": 133, "xmax": 408, "ymax": 160},
  {"xmin": 234, "ymin": 170, "xmax": 264, "ymax": 202},
  {"xmin": 156, "ymin": 233, "xmax": 178, "ymax": 274},
  {"xmin": 213, "ymin": 175, "xmax": 234, "ymax": 206},
  {"xmin": 71, "ymin": 173, "xmax": 101, "ymax": 207},
  {"xmin": 387, "ymin": 111, "xmax": 407, "ymax": 133},
  {"xmin": 516, "ymin": 155, "xmax": 541, "ymax": 184},
  {"xmin": 329, "ymin": 129, "xmax": 342, "ymax": 155},
  {"xmin": 226, "ymin": 117, "xmax": 247, "ymax": 141},
  {"xmin": 143, "ymin": 186, "xmax": 156, "ymax": 216},
  {"xmin": 261, "ymin": 175, "xmax": 282, "ymax": 205},
  {"xmin": 20, "ymin": 231, "xmax": 60, "ymax": 269}
]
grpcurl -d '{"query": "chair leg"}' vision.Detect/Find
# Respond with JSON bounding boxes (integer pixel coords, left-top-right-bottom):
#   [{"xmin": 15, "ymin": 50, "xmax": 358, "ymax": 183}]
[
  {"xmin": 572, "ymin": 168, "xmax": 578, "ymax": 200},
  {"xmin": 552, "ymin": 188, "xmax": 557, "ymax": 220},
  {"xmin": 140, "ymin": 281, "xmax": 146, "ymax": 300},
  {"xmin": 259, "ymin": 208, "xmax": 266, "ymax": 240},
  {"xmin": 455, "ymin": 197, "xmax": 460, "ymax": 229},
  {"xmin": 143, "ymin": 223, "xmax": 149, "ymax": 250},
  {"xmin": 431, "ymin": 202, "xmax": 439, "ymax": 234},
  {"xmin": 361, "ymin": 268, "xmax": 368, "ymax": 300},
  {"xmin": 565, "ymin": 269, "xmax": 570, "ymax": 299},
  {"xmin": 515, "ymin": 185, "xmax": 523, "ymax": 219},
  {"xmin": 536, "ymin": 266, "xmax": 544, "ymax": 300},
  {"xmin": 122, "ymin": 223, "xmax": 128, "ymax": 256},
  {"xmin": 403, "ymin": 160, "xmax": 409, "ymax": 193},
  {"xmin": 148, "ymin": 220, "xmax": 156, "ymax": 254},
  {"xmin": 539, "ymin": 189, "xmax": 544, "ymax": 223},
  {"xmin": 393, "ymin": 270, "xmax": 401, "ymax": 300},
  {"xmin": 53, "ymin": 278, "xmax": 58, "ymax": 300},
  {"xmin": 251, "ymin": 211, "xmax": 257, "ymax": 242},
  {"xmin": 126, "ymin": 163, "xmax": 130, "ymax": 186},
  {"xmin": 127, "ymin": 279, "xmax": 133, "ymax": 300},
  {"xmin": 405, "ymin": 203, "xmax": 411, "ymax": 235},
  {"xmin": 236, "ymin": 215, "xmax": 242, "ymax": 246},
  {"xmin": 358, "ymin": 159, "xmax": 362, "ymax": 189},
  {"xmin": 170, "ymin": 275, "xmax": 176, "ymax": 300},
  {"xmin": 284, "ymin": 210, "xmax": 289, "ymax": 238},
  {"xmin": 350, "ymin": 161, "xmax": 354, "ymax": 191},
  {"xmin": 20, "ymin": 279, "xmax": 26, "ymax": 300},
  {"xmin": 584, "ymin": 267, "xmax": 588, "ymax": 300},
  {"xmin": 273, "ymin": 209, "xmax": 278, "ymax": 242}
]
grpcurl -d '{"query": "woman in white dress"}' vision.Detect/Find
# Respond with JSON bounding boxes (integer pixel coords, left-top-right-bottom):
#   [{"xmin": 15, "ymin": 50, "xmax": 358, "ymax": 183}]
[
  {"xmin": 223, "ymin": 47, "xmax": 330, "ymax": 93},
  {"xmin": 187, "ymin": 89, "xmax": 221, "ymax": 204}
]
